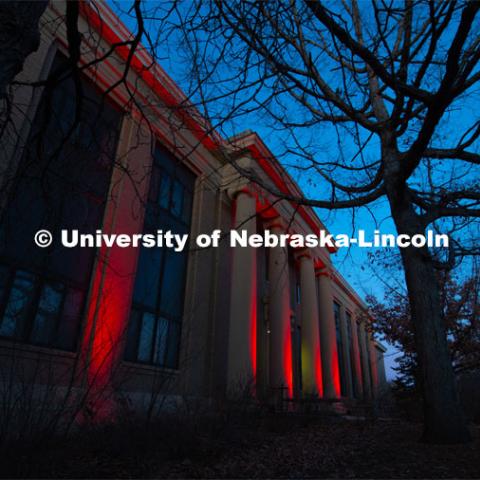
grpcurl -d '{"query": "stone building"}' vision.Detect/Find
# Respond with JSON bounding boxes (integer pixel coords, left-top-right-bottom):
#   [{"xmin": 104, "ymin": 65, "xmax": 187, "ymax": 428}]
[{"xmin": 0, "ymin": 1, "xmax": 386, "ymax": 418}]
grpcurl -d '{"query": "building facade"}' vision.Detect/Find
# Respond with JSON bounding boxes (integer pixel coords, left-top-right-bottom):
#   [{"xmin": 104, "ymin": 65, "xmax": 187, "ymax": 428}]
[{"xmin": 0, "ymin": 1, "xmax": 386, "ymax": 419}]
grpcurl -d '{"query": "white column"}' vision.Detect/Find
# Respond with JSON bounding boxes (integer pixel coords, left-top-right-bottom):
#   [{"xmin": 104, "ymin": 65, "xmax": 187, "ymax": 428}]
[
  {"xmin": 359, "ymin": 321, "xmax": 372, "ymax": 400},
  {"xmin": 317, "ymin": 270, "xmax": 340, "ymax": 399},
  {"xmin": 339, "ymin": 305, "xmax": 354, "ymax": 398},
  {"xmin": 267, "ymin": 222, "xmax": 293, "ymax": 400},
  {"xmin": 350, "ymin": 314, "xmax": 364, "ymax": 399},
  {"xmin": 297, "ymin": 251, "xmax": 322, "ymax": 397},
  {"xmin": 227, "ymin": 189, "xmax": 257, "ymax": 396}
]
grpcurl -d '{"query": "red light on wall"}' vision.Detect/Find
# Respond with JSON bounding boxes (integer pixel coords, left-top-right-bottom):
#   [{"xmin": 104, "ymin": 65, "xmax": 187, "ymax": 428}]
[
  {"xmin": 315, "ymin": 344, "xmax": 324, "ymax": 397},
  {"xmin": 80, "ymin": 244, "xmax": 136, "ymax": 420},
  {"xmin": 283, "ymin": 327, "xmax": 294, "ymax": 398},
  {"xmin": 332, "ymin": 350, "xmax": 341, "ymax": 398},
  {"xmin": 250, "ymin": 275, "xmax": 257, "ymax": 380}
]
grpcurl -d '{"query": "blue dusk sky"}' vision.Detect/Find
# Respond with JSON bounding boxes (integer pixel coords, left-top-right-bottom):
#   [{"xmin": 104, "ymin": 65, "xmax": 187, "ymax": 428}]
[{"xmin": 108, "ymin": 1, "xmax": 480, "ymax": 381}]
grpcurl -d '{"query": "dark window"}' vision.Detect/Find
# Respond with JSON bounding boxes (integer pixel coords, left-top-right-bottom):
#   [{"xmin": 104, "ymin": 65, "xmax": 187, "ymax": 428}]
[
  {"xmin": 345, "ymin": 311, "xmax": 357, "ymax": 398},
  {"xmin": 0, "ymin": 53, "xmax": 121, "ymax": 351},
  {"xmin": 125, "ymin": 144, "xmax": 195, "ymax": 368},
  {"xmin": 334, "ymin": 301, "xmax": 347, "ymax": 396}
]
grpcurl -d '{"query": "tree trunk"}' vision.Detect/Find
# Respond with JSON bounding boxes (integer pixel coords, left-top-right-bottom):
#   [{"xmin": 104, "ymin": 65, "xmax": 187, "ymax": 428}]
[{"xmin": 392, "ymin": 205, "xmax": 471, "ymax": 443}]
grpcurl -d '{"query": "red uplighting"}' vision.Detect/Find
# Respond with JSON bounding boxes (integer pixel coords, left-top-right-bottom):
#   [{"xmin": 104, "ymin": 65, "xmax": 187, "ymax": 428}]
[
  {"xmin": 332, "ymin": 349, "xmax": 341, "ymax": 398},
  {"xmin": 250, "ymin": 276, "xmax": 258, "ymax": 380},
  {"xmin": 80, "ymin": 242, "xmax": 136, "ymax": 419},
  {"xmin": 283, "ymin": 326, "xmax": 294, "ymax": 398},
  {"xmin": 315, "ymin": 344, "xmax": 324, "ymax": 397}
]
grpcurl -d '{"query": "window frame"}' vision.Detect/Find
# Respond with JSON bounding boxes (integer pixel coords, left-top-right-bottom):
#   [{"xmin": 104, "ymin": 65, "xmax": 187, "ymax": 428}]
[
  {"xmin": 125, "ymin": 143, "xmax": 195, "ymax": 369},
  {"xmin": 0, "ymin": 52, "xmax": 122, "ymax": 352}
]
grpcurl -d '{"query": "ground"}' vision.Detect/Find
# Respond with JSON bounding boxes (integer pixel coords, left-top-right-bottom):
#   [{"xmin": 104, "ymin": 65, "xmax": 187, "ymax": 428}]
[{"xmin": 2, "ymin": 415, "xmax": 479, "ymax": 478}]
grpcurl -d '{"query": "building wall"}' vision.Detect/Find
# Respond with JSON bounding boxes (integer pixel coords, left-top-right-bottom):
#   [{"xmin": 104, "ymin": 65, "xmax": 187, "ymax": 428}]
[{"xmin": 0, "ymin": 1, "xmax": 387, "ymax": 418}]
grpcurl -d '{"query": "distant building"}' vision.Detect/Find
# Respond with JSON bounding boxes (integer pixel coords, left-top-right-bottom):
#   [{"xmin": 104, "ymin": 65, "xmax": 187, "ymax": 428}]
[{"xmin": 0, "ymin": 1, "xmax": 386, "ymax": 418}]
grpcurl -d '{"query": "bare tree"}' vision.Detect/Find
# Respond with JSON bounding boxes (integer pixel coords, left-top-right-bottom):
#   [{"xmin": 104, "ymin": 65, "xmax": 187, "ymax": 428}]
[
  {"xmin": 139, "ymin": 0, "xmax": 480, "ymax": 443},
  {"xmin": 1, "ymin": 0, "xmax": 479, "ymax": 445},
  {"xmin": 0, "ymin": 0, "xmax": 150, "ymax": 426}
]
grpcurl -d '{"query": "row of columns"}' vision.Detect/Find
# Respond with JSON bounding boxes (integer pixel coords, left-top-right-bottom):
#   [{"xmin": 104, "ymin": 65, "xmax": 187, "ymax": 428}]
[
  {"xmin": 227, "ymin": 189, "xmax": 294, "ymax": 397},
  {"xmin": 226, "ymin": 188, "xmax": 379, "ymax": 401}
]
